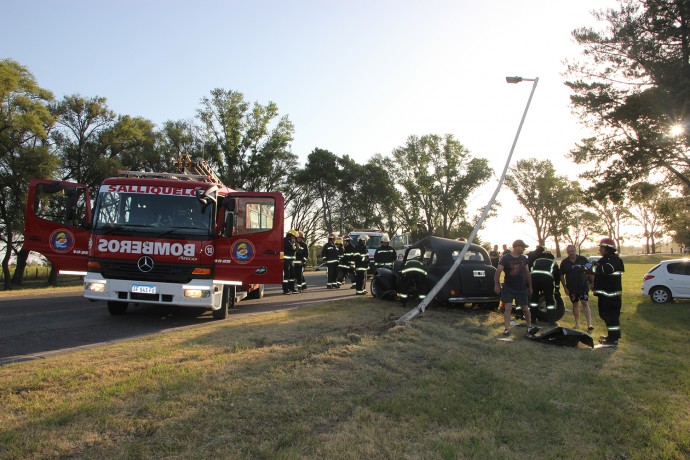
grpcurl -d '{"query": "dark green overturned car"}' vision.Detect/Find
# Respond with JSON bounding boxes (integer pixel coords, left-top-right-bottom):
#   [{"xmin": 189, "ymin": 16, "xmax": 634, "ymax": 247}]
[{"xmin": 370, "ymin": 236, "xmax": 565, "ymax": 323}]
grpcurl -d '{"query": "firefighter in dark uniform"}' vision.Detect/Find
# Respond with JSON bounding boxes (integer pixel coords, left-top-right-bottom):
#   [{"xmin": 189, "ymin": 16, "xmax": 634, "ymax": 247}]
[
  {"xmin": 333, "ymin": 237, "xmax": 345, "ymax": 288},
  {"xmin": 398, "ymin": 254, "xmax": 427, "ymax": 306},
  {"xmin": 342, "ymin": 235, "xmax": 356, "ymax": 288},
  {"xmin": 373, "ymin": 235, "xmax": 397, "ymax": 270},
  {"xmin": 528, "ymin": 250, "xmax": 560, "ymax": 322},
  {"xmin": 353, "ymin": 235, "xmax": 370, "ymax": 295},
  {"xmin": 590, "ymin": 238, "xmax": 625, "ymax": 345},
  {"xmin": 294, "ymin": 230, "xmax": 309, "ymax": 291},
  {"xmin": 321, "ymin": 233, "xmax": 339, "ymax": 289},
  {"xmin": 283, "ymin": 229, "xmax": 299, "ymax": 294}
]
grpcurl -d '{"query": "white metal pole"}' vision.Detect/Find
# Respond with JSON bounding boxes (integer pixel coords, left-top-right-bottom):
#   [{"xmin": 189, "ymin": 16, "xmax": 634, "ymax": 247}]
[{"xmin": 396, "ymin": 77, "xmax": 539, "ymax": 325}]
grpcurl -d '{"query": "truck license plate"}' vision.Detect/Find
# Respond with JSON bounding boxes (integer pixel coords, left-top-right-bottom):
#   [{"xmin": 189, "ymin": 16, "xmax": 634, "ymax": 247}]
[{"xmin": 131, "ymin": 284, "xmax": 157, "ymax": 294}]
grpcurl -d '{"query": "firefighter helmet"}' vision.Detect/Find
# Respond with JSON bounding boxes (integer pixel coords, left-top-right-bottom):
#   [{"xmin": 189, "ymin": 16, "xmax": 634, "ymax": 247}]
[
  {"xmin": 335, "ymin": 238, "xmax": 343, "ymax": 245},
  {"xmin": 298, "ymin": 230, "xmax": 305, "ymax": 238},
  {"xmin": 599, "ymin": 237, "xmax": 616, "ymax": 250},
  {"xmin": 359, "ymin": 234, "xmax": 369, "ymax": 242},
  {"xmin": 288, "ymin": 229, "xmax": 299, "ymax": 237},
  {"xmin": 342, "ymin": 235, "xmax": 351, "ymax": 241},
  {"xmin": 381, "ymin": 235, "xmax": 390, "ymax": 243},
  {"xmin": 328, "ymin": 233, "xmax": 336, "ymax": 239}
]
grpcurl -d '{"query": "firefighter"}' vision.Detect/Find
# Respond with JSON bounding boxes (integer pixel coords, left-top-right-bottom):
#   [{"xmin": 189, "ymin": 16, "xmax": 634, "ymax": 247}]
[
  {"xmin": 283, "ymin": 229, "xmax": 299, "ymax": 294},
  {"xmin": 353, "ymin": 235, "xmax": 370, "ymax": 295},
  {"xmin": 373, "ymin": 235, "xmax": 397, "ymax": 270},
  {"xmin": 528, "ymin": 249, "xmax": 560, "ymax": 322},
  {"xmin": 321, "ymin": 233, "xmax": 339, "ymax": 289},
  {"xmin": 333, "ymin": 237, "xmax": 345, "ymax": 288},
  {"xmin": 342, "ymin": 235, "xmax": 357, "ymax": 288},
  {"xmin": 294, "ymin": 230, "xmax": 309, "ymax": 291},
  {"xmin": 590, "ymin": 238, "xmax": 625, "ymax": 346},
  {"xmin": 398, "ymin": 254, "xmax": 427, "ymax": 306}
]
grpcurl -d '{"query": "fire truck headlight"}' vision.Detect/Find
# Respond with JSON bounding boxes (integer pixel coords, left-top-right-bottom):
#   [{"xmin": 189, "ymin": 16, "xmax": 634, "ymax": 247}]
[
  {"xmin": 184, "ymin": 288, "xmax": 210, "ymax": 298},
  {"xmin": 86, "ymin": 281, "xmax": 106, "ymax": 293}
]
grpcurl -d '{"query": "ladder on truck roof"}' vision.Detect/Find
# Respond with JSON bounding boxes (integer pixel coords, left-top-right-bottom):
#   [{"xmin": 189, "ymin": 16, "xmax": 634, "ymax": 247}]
[{"xmin": 117, "ymin": 154, "xmax": 222, "ymax": 183}]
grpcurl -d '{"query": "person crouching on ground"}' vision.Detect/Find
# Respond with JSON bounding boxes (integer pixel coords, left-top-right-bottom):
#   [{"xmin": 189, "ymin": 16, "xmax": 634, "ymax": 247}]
[{"xmin": 494, "ymin": 239, "xmax": 539, "ymax": 337}]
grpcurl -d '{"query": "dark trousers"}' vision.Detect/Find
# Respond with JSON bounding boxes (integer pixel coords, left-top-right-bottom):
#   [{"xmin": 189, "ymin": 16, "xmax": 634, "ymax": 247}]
[
  {"xmin": 294, "ymin": 262, "xmax": 305, "ymax": 289},
  {"xmin": 530, "ymin": 274, "xmax": 555, "ymax": 308},
  {"xmin": 399, "ymin": 273, "xmax": 426, "ymax": 302},
  {"xmin": 598, "ymin": 296, "xmax": 622, "ymax": 340},
  {"xmin": 355, "ymin": 268, "xmax": 367, "ymax": 294},
  {"xmin": 326, "ymin": 262, "xmax": 339, "ymax": 287},
  {"xmin": 282, "ymin": 260, "xmax": 294, "ymax": 293}
]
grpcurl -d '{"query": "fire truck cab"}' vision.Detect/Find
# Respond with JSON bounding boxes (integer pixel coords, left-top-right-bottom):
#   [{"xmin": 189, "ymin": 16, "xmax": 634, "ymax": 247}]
[{"xmin": 23, "ymin": 156, "xmax": 284, "ymax": 319}]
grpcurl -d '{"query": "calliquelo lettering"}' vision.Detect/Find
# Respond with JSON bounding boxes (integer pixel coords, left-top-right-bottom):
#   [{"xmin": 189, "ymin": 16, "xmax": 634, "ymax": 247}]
[
  {"xmin": 103, "ymin": 184, "xmax": 200, "ymax": 196},
  {"xmin": 97, "ymin": 239, "xmax": 196, "ymax": 256}
]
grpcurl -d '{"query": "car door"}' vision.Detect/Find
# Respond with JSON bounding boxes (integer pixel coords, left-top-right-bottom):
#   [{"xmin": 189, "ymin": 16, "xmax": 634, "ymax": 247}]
[
  {"xmin": 666, "ymin": 261, "xmax": 690, "ymax": 297},
  {"xmin": 23, "ymin": 179, "xmax": 92, "ymax": 274}
]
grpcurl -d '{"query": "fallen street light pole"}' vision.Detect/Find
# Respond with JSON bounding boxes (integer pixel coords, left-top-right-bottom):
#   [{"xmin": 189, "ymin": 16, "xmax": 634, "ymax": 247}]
[{"xmin": 396, "ymin": 76, "xmax": 539, "ymax": 325}]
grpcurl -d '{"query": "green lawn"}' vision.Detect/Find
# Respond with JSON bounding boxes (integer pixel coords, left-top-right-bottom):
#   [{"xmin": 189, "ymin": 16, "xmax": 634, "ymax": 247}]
[{"xmin": 1, "ymin": 260, "xmax": 688, "ymax": 459}]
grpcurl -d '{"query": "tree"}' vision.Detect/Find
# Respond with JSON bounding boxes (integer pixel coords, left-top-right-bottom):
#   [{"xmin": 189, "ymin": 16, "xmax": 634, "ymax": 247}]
[
  {"xmin": 566, "ymin": 0, "xmax": 690, "ymax": 188},
  {"xmin": 294, "ymin": 148, "xmax": 341, "ymax": 235},
  {"xmin": 0, "ymin": 59, "xmax": 58, "ymax": 288},
  {"xmin": 586, "ymin": 185, "xmax": 632, "ymax": 251},
  {"xmin": 387, "ymin": 134, "xmax": 491, "ymax": 241},
  {"xmin": 628, "ymin": 181, "xmax": 667, "ymax": 253},
  {"xmin": 196, "ymin": 89, "xmax": 298, "ymax": 193},
  {"xmin": 561, "ymin": 208, "xmax": 604, "ymax": 253},
  {"xmin": 505, "ymin": 158, "xmax": 579, "ymax": 253},
  {"xmin": 51, "ymin": 94, "xmax": 116, "ymax": 189}
]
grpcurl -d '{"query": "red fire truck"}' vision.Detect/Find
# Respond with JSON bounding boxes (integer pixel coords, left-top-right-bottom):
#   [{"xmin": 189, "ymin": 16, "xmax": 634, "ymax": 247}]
[{"xmin": 23, "ymin": 156, "xmax": 284, "ymax": 319}]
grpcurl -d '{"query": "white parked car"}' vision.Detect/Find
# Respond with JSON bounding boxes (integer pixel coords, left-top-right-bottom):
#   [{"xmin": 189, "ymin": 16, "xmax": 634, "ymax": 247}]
[{"xmin": 641, "ymin": 259, "xmax": 690, "ymax": 303}]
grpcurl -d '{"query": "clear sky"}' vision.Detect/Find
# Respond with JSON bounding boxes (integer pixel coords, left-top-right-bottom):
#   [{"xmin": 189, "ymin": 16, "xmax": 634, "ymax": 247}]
[{"xmin": 2, "ymin": 0, "xmax": 621, "ymax": 249}]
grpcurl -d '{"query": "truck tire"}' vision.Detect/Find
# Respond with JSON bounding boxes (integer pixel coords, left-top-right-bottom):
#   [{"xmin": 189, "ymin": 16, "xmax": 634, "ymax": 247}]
[
  {"xmin": 107, "ymin": 301, "xmax": 128, "ymax": 315},
  {"xmin": 213, "ymin": 286, "xmax": 232, "ymax": 319},
  {"xmin": 246, "ymin": 284, "xmax": 265, "ymax": 300}
]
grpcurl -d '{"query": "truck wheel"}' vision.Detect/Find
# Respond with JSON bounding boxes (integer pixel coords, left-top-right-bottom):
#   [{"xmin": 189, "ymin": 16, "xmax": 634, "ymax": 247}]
[
  {"xmin": 107, "ymin": 301, "xmax": 128, "ymax": 315},
  {"xmin": 213, "ymin": 286, "xmax": 231, "ymax": 319},
  {"xmin": 246, "ymin": 284, "xmax": 265, "ymax": 300}
]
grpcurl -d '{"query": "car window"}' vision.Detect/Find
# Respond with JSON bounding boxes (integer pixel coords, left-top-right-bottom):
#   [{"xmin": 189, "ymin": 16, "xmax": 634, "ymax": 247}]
[
  {"xmin": 451, "ymin": 249, "xmax": 484, "ymax": 262},
  {"xmin": 682, "ymin": 262, "xmax": 690, "ymax": 276},
  {"xmin": 667, "ymin": 263, "xmax": 684, "ymax": 275}
]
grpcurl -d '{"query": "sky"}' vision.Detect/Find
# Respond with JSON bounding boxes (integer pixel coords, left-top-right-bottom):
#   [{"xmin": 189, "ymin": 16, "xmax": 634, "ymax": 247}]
[{"xmin": 2, "ymin": 0, "xmax": 624, "ymax": 249}]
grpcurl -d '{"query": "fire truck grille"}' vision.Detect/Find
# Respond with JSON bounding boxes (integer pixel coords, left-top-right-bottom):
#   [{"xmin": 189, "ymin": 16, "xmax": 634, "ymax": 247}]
[{"xmin": 97, "ymin": 260, "xmax": 212, "ymax": 284}]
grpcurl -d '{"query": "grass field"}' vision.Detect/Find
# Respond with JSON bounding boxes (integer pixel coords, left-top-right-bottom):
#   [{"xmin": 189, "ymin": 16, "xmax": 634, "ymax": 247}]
[{"xmin": 1, "ymin": 257, "xmax": 688, "ymax": 459}]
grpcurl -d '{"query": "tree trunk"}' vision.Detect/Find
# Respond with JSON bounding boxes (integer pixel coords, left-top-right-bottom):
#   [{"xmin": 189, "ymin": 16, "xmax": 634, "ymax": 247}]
[
  {"xmin": 2, "ymin": 244, "xmax": 12, "ymax": 290},
  {"xmin": 48, "ymin": 266, "xmax": 58, "ymax": 286},
  {"xmin": 12, "ymin": 248, "xmax": 29, "ymax": 285}
]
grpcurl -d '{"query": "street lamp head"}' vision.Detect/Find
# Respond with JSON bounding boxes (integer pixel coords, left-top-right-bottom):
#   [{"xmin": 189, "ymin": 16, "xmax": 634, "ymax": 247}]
[{"xmin": 506, "ymin": 76, "xmax": 538, "ymax": 84}]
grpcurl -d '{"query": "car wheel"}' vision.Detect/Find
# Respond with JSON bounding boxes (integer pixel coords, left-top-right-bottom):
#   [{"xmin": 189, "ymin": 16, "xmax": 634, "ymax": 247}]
[
  {"xmin": 534, "ymin": 295, "xmax": 565, "ymax": 323},
  {"xmin": 370, "ymin": 276, "xmax": 395, "ymax": 300},
  {"xmin": 107, "ymin": 301, "xmax": 128, "ymax": 315},
  {"xmin": 650, "ymin": 286, "xmax": 672, "ymax": 304}
]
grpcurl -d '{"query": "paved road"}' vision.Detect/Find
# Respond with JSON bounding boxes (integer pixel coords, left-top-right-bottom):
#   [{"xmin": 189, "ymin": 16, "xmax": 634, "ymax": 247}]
[{"xmin": 0, "ymin": 272, "xmax": 362, "ymax": 364}]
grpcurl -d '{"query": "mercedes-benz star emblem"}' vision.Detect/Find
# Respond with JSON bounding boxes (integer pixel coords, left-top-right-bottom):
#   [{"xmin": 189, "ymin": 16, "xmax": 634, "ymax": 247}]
[{"xmin": 137, "ymin": 256, "xmax": 154, "ymax": 273}]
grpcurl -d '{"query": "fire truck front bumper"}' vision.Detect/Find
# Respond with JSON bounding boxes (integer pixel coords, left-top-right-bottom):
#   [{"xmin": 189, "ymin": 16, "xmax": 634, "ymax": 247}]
[{"xmin": 83, "ymin": 274, "xmax": 224, "ymax": 308}]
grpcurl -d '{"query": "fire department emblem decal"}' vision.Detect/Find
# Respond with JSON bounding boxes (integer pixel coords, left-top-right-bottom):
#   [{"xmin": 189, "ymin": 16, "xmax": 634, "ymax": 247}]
[
  {"xmin": 49, "ymin": 229, "xmax": 75, "ymax": 254},
  {"xmin": 230, "ymin": 239, "xmax": 255, "ymax": 265}
]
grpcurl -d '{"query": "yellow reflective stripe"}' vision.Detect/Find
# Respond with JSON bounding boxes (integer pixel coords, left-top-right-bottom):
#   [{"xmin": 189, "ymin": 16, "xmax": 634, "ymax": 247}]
[
  {"xmin": 402, "ymin": 267, "xmax": 426, "ymax": 275},
  {"xmin": 608, "ymin": 326, "xmax": 621, "ymax": 331},
  {"xmin": 531, "ymin": 270, "xmax": 553, "ymax": 277}
]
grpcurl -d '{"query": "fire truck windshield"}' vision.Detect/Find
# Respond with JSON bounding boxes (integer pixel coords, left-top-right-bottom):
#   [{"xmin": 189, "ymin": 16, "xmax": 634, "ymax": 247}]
[{"xmin": 92, "ymin": 190, "xmax": 214, "ymax": 239}]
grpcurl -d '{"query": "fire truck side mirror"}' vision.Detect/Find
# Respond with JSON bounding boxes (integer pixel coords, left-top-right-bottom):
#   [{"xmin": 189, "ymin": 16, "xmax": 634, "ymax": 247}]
[{"xmin": 222, "ymin": 211, "xmax": 235, "ymax": 237}]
